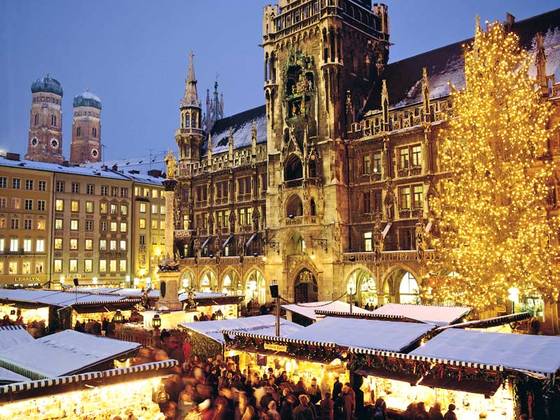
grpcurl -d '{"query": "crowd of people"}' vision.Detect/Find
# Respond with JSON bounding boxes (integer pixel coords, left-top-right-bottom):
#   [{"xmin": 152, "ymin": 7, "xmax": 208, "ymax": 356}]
[{"xmin": 125, "ymin": 332, "xmax": 460, "ymax": 420}]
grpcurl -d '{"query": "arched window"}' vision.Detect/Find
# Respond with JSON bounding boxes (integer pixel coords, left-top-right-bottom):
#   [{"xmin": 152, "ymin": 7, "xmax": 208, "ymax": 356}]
[
  {"xmin": 185, "ymin": 113, "xmax": 191, "ymax": 128},
  {"xmin": 310, "ymin": 198, "xmax": 316, "ymax": 216},
  {"xmin": 347, "ymin": 269, "xmax": 377, "ymax": 308},
  {"xmin": 284, "ymin": 155, "xmax": 303, "ymax": 181},
  {"xmin": 51, "ymin": 114, "xmax": 57, "ymax": 126},
  {"xmin": 286, "ymin": 194, "xmax": 303, "ymax": 218},
  {"xmin": 34, "ymin": 114, "xmax": 39, "ymax": 126},
  {"xmin": 181, "ymin": 271, "xmax": 194, "ymax": 290},
  {"xmin": 92, "ymin": 127, "xmax": 97, "ymax": 137},
  {"xmin": 200, "ymin": 271, "xmax": 217, "ymax": 292},
  {"xmin": 245, "ymin": 270, "xmax": 266, "ymax": 304},
  {"xmin": 399, "ymin": 272, "xmax": 420, "ymax": 304},
  {"xmin": 308, "ymin": 157, "xmax": 318, "ymax": 178},
  {"xmin": 77, "ymin": 127, "xmax": 81, "ymax": 137}
]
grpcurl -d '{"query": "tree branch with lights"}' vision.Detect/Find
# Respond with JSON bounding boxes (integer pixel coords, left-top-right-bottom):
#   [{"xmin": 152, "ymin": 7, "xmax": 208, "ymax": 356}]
[{"xmin": 428, "ymin": 20, "xmax": 559, "ymax": 310}]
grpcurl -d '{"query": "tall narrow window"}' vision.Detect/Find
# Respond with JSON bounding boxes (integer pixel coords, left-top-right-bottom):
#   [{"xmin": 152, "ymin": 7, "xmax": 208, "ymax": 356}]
[
  {"xmin": 34, "ymin": 114, "xmax": 39, "ymax": 125},
  {"xmin": 92, "ymin": 127, "xmax": 97, "ymax": 137},
  {"xmin": 51, "ymin": 114, "xmax": 57, "ymax": 126},
  {"xmin": 77, "ymin": 127, "xmax": 81, "ymax": 137}
]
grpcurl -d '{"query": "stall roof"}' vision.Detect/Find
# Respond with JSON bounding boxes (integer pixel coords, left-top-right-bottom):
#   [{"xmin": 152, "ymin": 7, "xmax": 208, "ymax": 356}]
[
  {"xmin": 180, "ymin": 315, "xmax": 303, "ymax": 343},
  {"xmin": 0, "ymin": 330, "xmax": 140, "ymax": 379},
  {"xmin": 69, "ymin": 287, "xmax": 160, "ymax": 299},
  {"xmin": 282, "ymin": 301, "xmax": 372, "ymax": 321},
  {"xmin": 286, "ymin": 317, "xmax": 434, "ymax": 352},
  {"xmin": 0, "ymin": 326, "xmax": 34, "ymax": 351},
  {"xmin": 410, "ymin": 329, "xmax": 560, "ymax": 376},
  {"xmin": 0, "ymin": 367, "xmax": 28, "ymax": 384},
  {"xmin": 371, "ymin": 303, "xmax": 471, "ymax": 326},
  {"xmin": 0, "ymin": 288, "xmax": 140, "ymax": 308}
]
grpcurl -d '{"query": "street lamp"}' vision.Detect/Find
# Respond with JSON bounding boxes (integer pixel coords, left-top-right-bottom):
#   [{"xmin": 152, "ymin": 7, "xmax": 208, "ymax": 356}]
[
  {"xmin": 508, "ymin": 287, "xmax": 520, "ymax": 313},
  {"xmin": 269, "ymin": 282, "xmax": 280, "ymax": 337},
  {"xmin": 152, "ymin": 313, "xmax": 162, "ymax": 329},
  {"xmin": 113, "ymin": 310, "xmax": 124, "ymax": 323},
  {"xmin": 347, "ymin": 282, "xmax": 357, "ymax": 314}
]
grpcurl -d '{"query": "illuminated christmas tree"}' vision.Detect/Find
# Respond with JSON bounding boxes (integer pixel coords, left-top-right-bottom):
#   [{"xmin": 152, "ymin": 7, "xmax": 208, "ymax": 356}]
[{"xmin": 429, "ymin": 20, "xmax": 559, "ymax": 310}]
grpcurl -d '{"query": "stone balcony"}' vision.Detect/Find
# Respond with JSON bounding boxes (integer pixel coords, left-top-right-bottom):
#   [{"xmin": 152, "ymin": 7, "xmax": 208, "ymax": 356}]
[{"xmin": 342, "ymin": 249, "xmax": 435, "ymax": 264}]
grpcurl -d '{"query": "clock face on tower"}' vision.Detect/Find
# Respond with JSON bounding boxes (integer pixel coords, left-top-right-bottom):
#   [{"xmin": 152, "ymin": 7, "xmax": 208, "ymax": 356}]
[
  {"xmin": 31, "ymin": 137, "xmax": 38, "ymax": 147},
  {"xmin": 50, "ymin": 138, "xmax": 59, "ymax": 149},
  {"xmin": 91, "ymin": 149, "xmax": 99, "ymax": 158}
]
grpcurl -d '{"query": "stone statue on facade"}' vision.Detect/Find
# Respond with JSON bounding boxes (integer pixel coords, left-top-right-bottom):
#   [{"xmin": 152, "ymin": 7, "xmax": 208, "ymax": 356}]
[
  {"xmin": 252, "ymin": 207, "xmax": 260, "ymax": 232},
  {"xmin": 384, "ymin": 179, "xmax": 395, "ymax": 221},
  {"xmin": 373, "ymin": 212, "xmax": 384, "ymax": 259},
  {"xmin": 164, "ymin": 150, "xmax": 177, "ymax": 179},
  {"xmin": 415, "ymin": 216, "xmax": 426, "ymax": 261}
]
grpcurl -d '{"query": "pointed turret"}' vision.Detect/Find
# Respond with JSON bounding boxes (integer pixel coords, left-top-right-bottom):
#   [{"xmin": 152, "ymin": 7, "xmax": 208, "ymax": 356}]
[
  {"xmin": 205, "ymin": 80, "xmax": 225, "ymax": 132},
  {"xmin": 182, "ymin": 51, "xmax": 200, "ymax": 108},
  {"xmin": 175, "ymin": 51, "xmax": 204, "ymax": 170},
  {"xmin": 422, "ymin": 67, "xmax": 431, "ymax": 122},
  {"xmin": 535, "ymin": 32, "xmax": 549, "ymax": 96}
]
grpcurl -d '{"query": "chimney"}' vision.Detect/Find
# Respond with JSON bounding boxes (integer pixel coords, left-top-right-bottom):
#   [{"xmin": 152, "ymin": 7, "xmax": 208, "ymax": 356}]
[
  {"xmin": 505, "ymin": 13, "xmax": 515, "ymax": 30},
  {"xmin": 148, "ymin": 169, "xmax": 162, "ymax": 178},
  {"xmin": 5, "ymin": 152, "xmax": 21, "ymax": 161}
]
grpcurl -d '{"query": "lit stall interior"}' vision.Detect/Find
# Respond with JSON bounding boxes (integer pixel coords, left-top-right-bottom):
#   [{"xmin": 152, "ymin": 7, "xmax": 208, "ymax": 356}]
[{"xmin": 360, "ymin": 375, "xmax": 514, "ymax": 420}]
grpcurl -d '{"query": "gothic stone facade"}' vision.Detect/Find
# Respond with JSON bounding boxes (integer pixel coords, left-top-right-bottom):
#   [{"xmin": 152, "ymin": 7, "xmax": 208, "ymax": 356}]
[{"xmin": 169, "ymin": 1, "xmax": 560, "ymax": 323}]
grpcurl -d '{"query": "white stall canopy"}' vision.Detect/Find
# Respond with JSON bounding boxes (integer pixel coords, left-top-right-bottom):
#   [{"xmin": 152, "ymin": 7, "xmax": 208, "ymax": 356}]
[{"xmin": 411, "ymin": 329, "xmax": 560, "ymax": 377}]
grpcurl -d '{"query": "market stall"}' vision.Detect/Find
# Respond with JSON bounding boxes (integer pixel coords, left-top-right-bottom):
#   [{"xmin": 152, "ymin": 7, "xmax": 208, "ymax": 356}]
[
  {"xmin": 223, "ymin": 315, "xmax": 560, "ymax": 419},
  {"xmin": 282, "ymin": 300, "xmax": 372, "ymax": 326},
  {"xmin": 0, "ymin": 360, "xmax": 178, "ymax": 419},
  {"xmin": 223, "ymin": 316, "xmax": 435, "ymax": 397},
  {"xmin": 0, "ymin": 329, "xmax": 141, "ymax": 379},
  {"xmin": 179, "ymin": 314, "xmax": 302, "ymax": 359},
  {"xmin": 0, "ymin": 288, "xmax": 141, "ymax": 331}
]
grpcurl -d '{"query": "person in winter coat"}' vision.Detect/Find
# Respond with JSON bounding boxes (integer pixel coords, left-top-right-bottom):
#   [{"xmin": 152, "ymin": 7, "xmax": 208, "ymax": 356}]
[
  {"xmin": 443, "ymin": 404, "xmax": 457, "ymax": 420},
  {"xmin": 428, "ymin": 402, "xmax": 444, "ymax": 420},
  {"xmin": 319, "ymin": 392, "xmax": 334, "ymax": 420},
  {"xmin": 341, "ymin": 383, "xmax": 355, "ymax": 420}
]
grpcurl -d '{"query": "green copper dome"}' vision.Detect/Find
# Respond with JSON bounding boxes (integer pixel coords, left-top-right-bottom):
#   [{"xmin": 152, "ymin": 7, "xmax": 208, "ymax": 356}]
[
  {"xmin": 73, "ymin": 91, "xmax": 102, "ymax": 110},
  {"xmin": 31, "ymin": 75, "xmax": 63, "ymax": 96}
]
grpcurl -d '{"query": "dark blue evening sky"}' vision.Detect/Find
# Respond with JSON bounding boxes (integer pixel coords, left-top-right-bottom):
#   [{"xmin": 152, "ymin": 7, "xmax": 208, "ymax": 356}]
[{"xmin": 1, "ymin": 0, "xmax": 558, "ymax": 161}]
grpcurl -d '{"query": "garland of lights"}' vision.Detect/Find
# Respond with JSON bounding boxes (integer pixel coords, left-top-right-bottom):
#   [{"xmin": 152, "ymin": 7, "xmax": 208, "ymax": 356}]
[{"xmin": 427, "ymin": 20, "xmax": 560, "ymax": 310}]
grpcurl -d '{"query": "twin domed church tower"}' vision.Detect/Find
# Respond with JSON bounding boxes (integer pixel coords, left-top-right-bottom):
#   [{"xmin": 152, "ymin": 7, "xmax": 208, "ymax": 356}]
[{"xmin": 26, "ymin": 75, "xmax": 102, "ymax": 165}]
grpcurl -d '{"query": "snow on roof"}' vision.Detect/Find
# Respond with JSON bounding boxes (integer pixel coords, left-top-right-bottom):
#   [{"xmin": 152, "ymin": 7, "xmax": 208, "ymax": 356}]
[
  {"xmin": 285, "ymin": 317, "xmax": 434, "ymax": 352},
  {"xmin": 0, "ymin": 326, "xmax": 34, "ymax": 352},
  {"xmin": 411, "ymin": 329, "xmax": 560, "ymax": 375},
  {"xmin": 69, "ymin": 287, "xmax": 160, "ymax": 299},
  {"xmin": 0, "ymin": 330, "xmax": 140, "ymax": 379},
  {"xmin": 282, "ymin": 301, "xmax": 372, "ymax": 321},
  {"xmin": 371, "ymin": 303, "xmax": 471, "ymax": 326},
  {"xmin": 0, "ymin": 288, "xmax": 137, "ymax": 307},
  {"xmin": 203, "ymin": 105, "xmax": 267, "ymax": 155},
  {"xmin": 180, "ymin": 315, "xmax": 303, "ymax": 343},
  {"xmin": 0, "ymin": 156, "xmax": 129, "ymax": 180},
  {"xmin": 0, "ymin": 367, "xmax": 28, "ymax": 384}
]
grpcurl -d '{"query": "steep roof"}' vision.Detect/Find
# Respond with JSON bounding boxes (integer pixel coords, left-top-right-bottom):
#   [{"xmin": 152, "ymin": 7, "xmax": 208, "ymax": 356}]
[
  {"xmin": 364, "ymin": 8, "xmax": 560, "ymax": 112},
  {"xmin": 202, "ymin": 105, "xmax": 266, "ymax": 155}
]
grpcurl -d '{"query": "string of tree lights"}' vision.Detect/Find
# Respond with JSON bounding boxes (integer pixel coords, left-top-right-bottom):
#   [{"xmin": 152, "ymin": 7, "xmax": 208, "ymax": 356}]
[{"xmin": 428, "ymin": 19, "xmax": 560, "ymax": 310}]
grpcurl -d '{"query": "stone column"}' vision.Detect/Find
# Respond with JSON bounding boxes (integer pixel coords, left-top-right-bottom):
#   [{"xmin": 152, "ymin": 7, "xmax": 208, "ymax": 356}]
[
  {"xmin": 163, "ymin": 179, "xmax": 177, "ymax": 259},
  {"xmin": 156, "ymin": 270, "xmax": 182, "ymax": 311}
]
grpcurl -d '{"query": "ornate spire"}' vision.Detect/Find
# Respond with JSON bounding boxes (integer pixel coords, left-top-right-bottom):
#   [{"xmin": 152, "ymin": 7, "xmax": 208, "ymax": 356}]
[
  {"xmin": 535, "ymin": 32, "xmax": 549, "ymax": 95},
  {"xmin": 381, "ymin": 79, "xmax": 389, "ymax": 130},
  {"xmin": 422, "ymin": 67, "xmax": 431, "ymax": 120},
  {"xmin": 182, "ymin": 51, "xmax": 200, "ymax": 108}
]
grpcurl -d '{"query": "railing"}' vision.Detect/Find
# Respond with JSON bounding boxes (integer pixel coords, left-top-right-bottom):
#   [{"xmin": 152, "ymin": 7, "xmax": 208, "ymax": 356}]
[
  {"xmin": 284, "ymin": 179, "xmax": 303, "ymax": 188},
  {"xmin": 113, "ymin": 326, "xmax": 157, "ymax": 347},
  {"xmin": 286, "ymin": 216, "xmax": 304, "ymax": 225},
  {"xmin": 342, "ymin": 249, "xmax": 435, "ymax": 263}
]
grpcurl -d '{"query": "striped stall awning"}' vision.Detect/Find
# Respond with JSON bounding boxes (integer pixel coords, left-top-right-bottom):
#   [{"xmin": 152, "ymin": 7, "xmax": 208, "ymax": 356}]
[
  {"xmin": 221, "ymin": 329, "xmax": 337, "ymax": 348},
  {"xmin": 314, "ymin": 310, "xmax": 421, "ymax": 323},
  {"xmin": 0, "ymin": 359, "xmax": 178, "ymax": 394}
]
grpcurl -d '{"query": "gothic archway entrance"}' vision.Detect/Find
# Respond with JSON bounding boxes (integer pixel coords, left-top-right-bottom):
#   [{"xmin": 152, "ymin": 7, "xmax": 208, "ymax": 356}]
[
  {"xmin": 347, "ymin": 269, "xmax": 378, "ymax": 308},
  {"xmin": 294, "ymin": 269, "xmax": 318, "ymax": 303}
]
